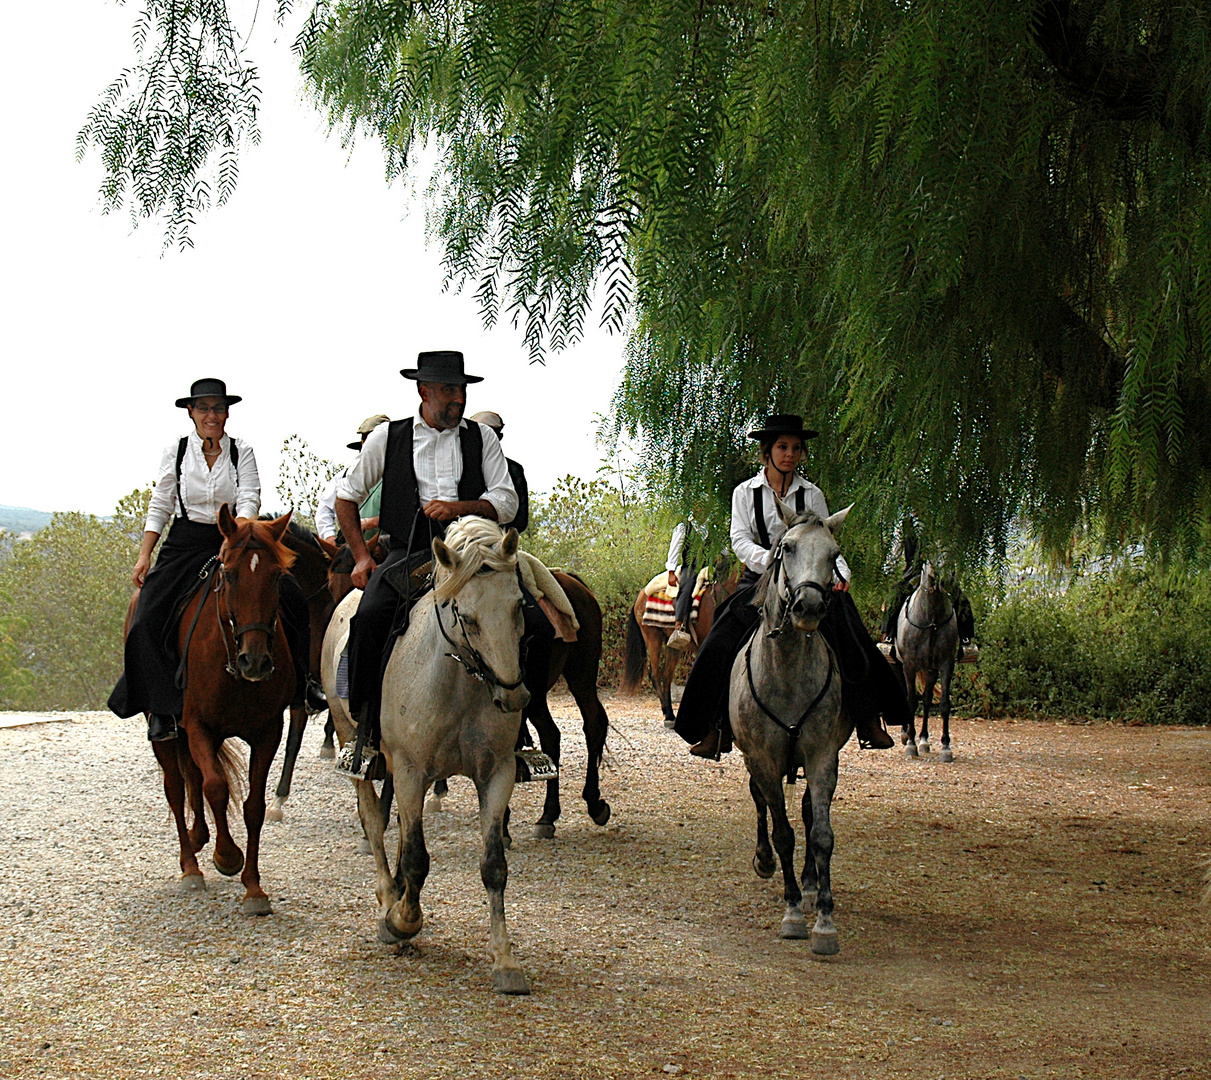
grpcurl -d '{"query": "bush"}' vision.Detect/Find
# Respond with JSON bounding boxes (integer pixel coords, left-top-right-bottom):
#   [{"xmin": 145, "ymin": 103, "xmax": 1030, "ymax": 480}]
[
  {"xmin": 981, "ymin": 564, "xmax": 1211, "ymax": 724},
  {"xmin": 525, "ymin": 475, "xmax": 678, "ymax": 686},
  {"xmin": 0, "ymin": 490, "xmax": 148, "ymax": 710}
]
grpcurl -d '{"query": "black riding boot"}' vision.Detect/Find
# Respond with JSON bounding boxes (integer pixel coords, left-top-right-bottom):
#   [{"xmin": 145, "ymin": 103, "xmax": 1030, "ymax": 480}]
[{"xmin": 147, "ymin": 714, "xmax": 178, "ymax": 741}]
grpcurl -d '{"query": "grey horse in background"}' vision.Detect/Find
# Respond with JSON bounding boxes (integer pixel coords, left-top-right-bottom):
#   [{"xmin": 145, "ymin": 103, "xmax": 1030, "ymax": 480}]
[
  {"xmin": 895, "ymin": 561, "xmax": 959, "ymax": 762},
  {"xmin": 730, "ymin": 498, "xmax": 852, "ymax": 955}
]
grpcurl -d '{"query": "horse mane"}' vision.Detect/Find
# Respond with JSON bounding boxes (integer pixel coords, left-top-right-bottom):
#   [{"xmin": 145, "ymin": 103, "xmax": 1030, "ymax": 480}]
[
  {"xmin": 224, "ymin": 517, "xmax": 297, "ymax": 572},
  {"xmin": 433, "ymin": 517, "xmax": 517, "ymax": 601},
  {"xmin": 259, "ymin": 514, "xmax": 323, "ymax": 553},
  {"xmin": 752, "ymin": 512, "xmax": 827, "ymax": 607}
]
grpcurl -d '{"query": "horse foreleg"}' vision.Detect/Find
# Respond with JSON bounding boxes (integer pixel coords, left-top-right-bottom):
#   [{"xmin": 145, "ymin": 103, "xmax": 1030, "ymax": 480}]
[
  {"xmin": 749, "ymin": 776, "xmax": 776, "ymax": 879},
  {"xmin": 240, "ymin": 727, "xmax": 281, "ymax": 916},
  {"xmin": 798, "ymin": 781, "xmax": 818, "ymax": 909},
  {"xmin": 573, "ymin": 687, "xmax": 611, "ymax": 828},
  {"xmin": 938, "ymin": 661, "xmax": 955, "ymax": 763},
  {"xmin": 527, "ymin": 695, "xmax": 562, "ymax": 838},
  {"xmin": 179, "ymin": 735, "xmax": 209, "ymax": 853},
  {"xmin": 319, "ymin": 715, "xmax": 337, "ymax": 759},
  {"xmin": 646, "ymin": 632, "xmax": 674, "ymax": 729},
  {"xmin": 477, "ymin": 762, "xmax": 529, "ymax": 994},
  {"xmin": 806, "ymin": 757, "xmax": 841, "ymax": 956},
  {"xmin": 902, "ymin": 667, "xmax": 920, "ymax": 759},
  {"xmin": 267, "ymin": 705, "xmax": 308, "ymax": 822},
  {"xmin": 383, "ymin": 769, "xmax": 427, "ymax": 943},
  {"xmin": 919, "ymin": 676, "xmax": 935, "ymax": 754},
  {"xmin": 153, "ymin": 739, "xmax": 204, "ymax": 891},
  {"xmin": 356, "ymin": 775, "xmax": 401, "ymax": 940},
  {"xmin": 189, "ymin": 725, "xmax": 244, "ymax": 877}
]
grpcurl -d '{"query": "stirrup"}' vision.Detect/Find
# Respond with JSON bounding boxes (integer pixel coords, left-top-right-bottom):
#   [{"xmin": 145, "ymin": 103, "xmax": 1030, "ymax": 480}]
[
  {"xmin": 515, "ymin": 748, "xmax": 558, "ymax": 783},
  {"xmin": 335, "ymin": 744, "xmax": 381, "ymax": 780},
  {"xmin": 667, "ymin": 627, "xmax": 692, "ymax": 651}
]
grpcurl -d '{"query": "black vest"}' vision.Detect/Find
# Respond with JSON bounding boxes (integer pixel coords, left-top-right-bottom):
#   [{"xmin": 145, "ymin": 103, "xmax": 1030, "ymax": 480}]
[
  {"xmin": 752, "ymin": 485, "xmax": 807, "ymax": 550},
  {"xmin": 379, "ymin": 418, "xmax": 486, "ymax": 541}
]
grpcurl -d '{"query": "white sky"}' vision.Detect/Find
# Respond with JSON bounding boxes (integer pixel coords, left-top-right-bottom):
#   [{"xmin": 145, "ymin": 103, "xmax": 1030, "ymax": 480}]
[{"xmin": 0, "ymin": 2, "xmax": 628, "ymax": 518}]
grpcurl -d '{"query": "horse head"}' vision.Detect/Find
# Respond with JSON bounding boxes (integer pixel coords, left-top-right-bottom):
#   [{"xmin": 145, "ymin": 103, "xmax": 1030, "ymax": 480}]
[
  {"xmin": 217, "ymin": 505, "xmax": 296, "ymax": 682},
  {"xmin": 763, "ymin": 498, "xmax": 853, "ymax": 633},
  {"xmin": 432, "ymin": 517, "xmax": 530, "ymax": 714}
]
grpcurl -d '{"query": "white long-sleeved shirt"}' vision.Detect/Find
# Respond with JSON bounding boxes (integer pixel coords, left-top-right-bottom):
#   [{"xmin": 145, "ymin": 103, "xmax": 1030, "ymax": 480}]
[
  {"xmin": 145, "ymin": 433, "xmax": 260, "ymax": 534},
  {"xmin": 335, "ymin": 411, "xmax": 518, "ymax": 526},
  {"xmin": 665, "ymin": 518, "xmax": 711, "ymax": 572},
  {"xmin": 315, "ymin": 472, "xmax": 342, "ymax": 541},
  {"xmin": 729, "ymin": 469, "xmax": 849, "ymax": 580}
]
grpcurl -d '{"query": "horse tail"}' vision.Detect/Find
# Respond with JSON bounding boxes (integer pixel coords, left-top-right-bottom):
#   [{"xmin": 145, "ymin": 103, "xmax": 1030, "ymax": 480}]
[{"xmin": 620, "ymin": 606, "xmax": 648, "ymax": 695}]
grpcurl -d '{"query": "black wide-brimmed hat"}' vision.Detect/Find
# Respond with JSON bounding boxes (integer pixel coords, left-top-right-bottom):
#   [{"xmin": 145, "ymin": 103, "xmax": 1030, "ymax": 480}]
[
  {"xmin": 747, "ymin": 413, "xmax": 819, "ymax": 441},
  {"xmin": 175, "ymin": 377, "xmax": 242, "ymax": 409},
  {"xmin": 400, "ymin": 350, "xmax": 484, "ymax": 385}
]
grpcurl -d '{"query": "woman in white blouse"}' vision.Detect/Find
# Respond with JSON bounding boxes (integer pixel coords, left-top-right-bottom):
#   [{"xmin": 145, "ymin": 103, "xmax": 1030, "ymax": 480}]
[
  {"xmin": 674, "ymin": 414, "xmax": 901, "ymax": 757},
  {"xmin": 108, "ymin": 379, "xmax": 310, "ymax": 742}
]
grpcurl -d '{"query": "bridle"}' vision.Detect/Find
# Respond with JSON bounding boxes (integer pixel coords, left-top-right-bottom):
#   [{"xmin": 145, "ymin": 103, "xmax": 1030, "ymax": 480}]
[
  {"xmin": 903, "ymin": 578, "xmax": 955, "ymax": 633},
  {"xmin": 216, "ymin": 542, "xmax": 282, "ymax": 680},
  {"xmin": 435, "ymin": 594, "xmax": 528, "ymax": 693},
  {"xmin": 763, "ymin": 536, "xmax": 835, "ymax": 640},
  {"xmin": 743, "ymin": 530, "xmax": 838, "ymax": 782}
]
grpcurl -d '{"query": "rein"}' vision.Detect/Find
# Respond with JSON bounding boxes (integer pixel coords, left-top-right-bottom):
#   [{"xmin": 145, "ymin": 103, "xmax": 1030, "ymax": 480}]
[
  {"xmin": 744, "ymin": 544, "xmax": 836, "ymax": 783},
  {"xmin": 903, "ymin": 586, "xmax": 956, "ymax": 633},
  {"xmin": 435, "ymin": 596, "xmax": 528, "ymax": 692}
]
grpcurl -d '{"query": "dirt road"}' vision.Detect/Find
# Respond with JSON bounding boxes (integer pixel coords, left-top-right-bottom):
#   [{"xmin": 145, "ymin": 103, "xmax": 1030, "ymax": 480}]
[{"xmin": 1, "ymin": 698, "xmax": 1208, "ymax": 1079}]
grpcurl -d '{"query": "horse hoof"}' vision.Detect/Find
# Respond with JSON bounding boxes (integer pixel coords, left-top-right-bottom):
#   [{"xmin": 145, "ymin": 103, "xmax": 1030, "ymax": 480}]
[
  {"xmin": 179, "ymin": 873, "xmax": 206, "ymax": 894},
  {"xmin": 318, "ymin": 745, "xmax": 336, "ymax": 760},
  {"xmin": 377, "ymin": 918, "xmax": 409, "ymax": 944},
  {"xmin": 918, "ymin": 740, "xmax": 931, "ymax": 754},
  {"xmin": 663, "ymin": 718, "xmax": 676, "ymax": 730},
  {"xmin": 939, "ymin": 748, "xmax": 954, "ymax": 763},
  {"xmin": 811, "ymin": 928, "xmax": 840, "ymax": 956},
  {"xmin": 213, "ymin": 851, "xmax": 244, "ymax": 877},
  {"xmin": 899, "ymin": 728, "xmax": 910, "ymax": 745},
  {"xmin": 242, "ymin": 895, "xmax": 272, "ymax": 917},
  {"xmin": 904, "ymin": 744, "xmax": 918, "ymax": 759},
  {"xmin": 265, "ymin": 797, "xmax": 285, "ymax": 823},
  {"xmin": 780, "ymin": 911, "xmax": 810, "ymax": 940},
  {"xmin": 532, "ymin": 822, "xmax": 556, "ymax": 840},
  {"xmin": 752, "ymin": 854, "xmax": 776, "ymax": 879},
  {"xmin": 357, "ymin": 837, "xmax": 373, "ymax": 856},
  {"xmin": 424, "ymin": 794, "xmax": 445, "ymax": 814},
  {"xmin": 590, "ymin": 802, "xmax": 612, "ymax": 827},
  {"xmin": 503, "ymin": 833, "xmax": 512, "ymax": 851},
  {"xmin": 493, "ymin": 968, "xmax": 531, "ymax": 995}
]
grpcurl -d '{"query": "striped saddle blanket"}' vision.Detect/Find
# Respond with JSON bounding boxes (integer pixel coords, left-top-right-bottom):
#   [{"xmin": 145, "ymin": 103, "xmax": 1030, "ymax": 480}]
[{"xmin": 641, "ymin": 569, "xmax": 710, "ymax": 629}]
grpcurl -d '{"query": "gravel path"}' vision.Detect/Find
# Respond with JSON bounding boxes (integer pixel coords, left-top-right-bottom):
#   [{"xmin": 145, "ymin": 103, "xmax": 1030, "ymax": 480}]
[{"xmin": 1, "ymin": 696, "xmax": 1209, "ymax": 1079}]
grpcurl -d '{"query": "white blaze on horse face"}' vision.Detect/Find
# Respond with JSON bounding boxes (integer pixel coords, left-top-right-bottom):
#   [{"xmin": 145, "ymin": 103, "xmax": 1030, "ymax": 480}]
[{"xmin": 250, "ymin": 553, "xmax": 260, "ymax": 573}]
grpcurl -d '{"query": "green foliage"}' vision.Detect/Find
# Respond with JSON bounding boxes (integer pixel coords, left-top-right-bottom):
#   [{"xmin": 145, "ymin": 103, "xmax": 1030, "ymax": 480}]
[
  {"xmin": 981, "ymin": 562, "xmax": 1211, "ymax": 724},
  {"xmin": 525, "ymin": 474, "xmax": 677, "ymax": 684},
  {"xmin": 275, "ymin": 434, "xmax": 342, "ymax": 529},
  {"xmin": 82, "ymin": 0, "xmax": 1211, "ymax": 565},
  {"xmin": 0, "ymin": 504, "xmax": 146, "ymax": 711}
]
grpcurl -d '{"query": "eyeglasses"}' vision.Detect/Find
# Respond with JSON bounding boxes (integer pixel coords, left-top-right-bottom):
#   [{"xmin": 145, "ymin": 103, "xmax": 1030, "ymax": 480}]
[{"xmin": 192, "ymin": 402, "xmax": 229, "ymax": 414}]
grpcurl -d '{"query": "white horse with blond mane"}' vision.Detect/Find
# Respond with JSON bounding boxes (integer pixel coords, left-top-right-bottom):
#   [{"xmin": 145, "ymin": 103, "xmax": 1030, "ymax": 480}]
[{"xmin": 355, "ymin": 517, "xmax": 533, "ymax": 993}]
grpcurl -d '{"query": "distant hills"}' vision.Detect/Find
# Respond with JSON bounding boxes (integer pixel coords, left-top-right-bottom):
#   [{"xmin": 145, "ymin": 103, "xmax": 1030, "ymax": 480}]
[{"xmin": 0, "ymin": 504, "xmax": 54, "ymax": 535}]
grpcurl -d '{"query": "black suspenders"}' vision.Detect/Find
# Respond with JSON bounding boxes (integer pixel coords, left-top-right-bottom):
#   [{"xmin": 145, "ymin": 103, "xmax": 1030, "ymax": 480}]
[
  {"xmin": 751, "ymin": 485, "xmax": 806, "ymax": 552},
  {"xmin": 176, "ymin": 437, "xmax": 240, "ymax": 522}
]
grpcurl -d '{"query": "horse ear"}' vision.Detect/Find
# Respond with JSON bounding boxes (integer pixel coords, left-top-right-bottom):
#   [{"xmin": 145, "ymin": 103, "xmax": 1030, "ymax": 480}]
[
  {"xmin": 316, "ymin": 534, "xmax": 340, "ymax": 561},
  {"xmin": 825, "ymin": 503, "xmax": 853, "ymax": 536},
  {"xmin": 433, "ymin": 536, "xmax": 458, "ymax": 570},
  {"xmin": 500, "ymin": 528, "xmax": 519, "ymax": 558},
  {"xmin": 773, "ymin": 494, "xmax": 797, "ymax": 528},
  {"xmin": 218, "ymin": 503, "xmax": 236, "ymax": 537},
  {"xmin": 266, "ymin": 510, "xmax": 293, "ymax": 543}
]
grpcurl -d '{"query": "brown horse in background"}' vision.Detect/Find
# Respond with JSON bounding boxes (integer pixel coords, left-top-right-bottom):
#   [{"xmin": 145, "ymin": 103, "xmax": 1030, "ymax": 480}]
[
  {"xmin": 145, "ymin": 507, "xmax": 297, "ymax": 914},
  {"xmin": 621, "ymin": 572, "xmax": 736, "ymax": 728}
]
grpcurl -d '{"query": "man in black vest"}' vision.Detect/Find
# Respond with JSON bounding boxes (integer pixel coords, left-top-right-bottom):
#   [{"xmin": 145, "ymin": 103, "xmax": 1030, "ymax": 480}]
[{"xmin": 334, "ymin": 351, "xmax": 520, "ymax": 775}]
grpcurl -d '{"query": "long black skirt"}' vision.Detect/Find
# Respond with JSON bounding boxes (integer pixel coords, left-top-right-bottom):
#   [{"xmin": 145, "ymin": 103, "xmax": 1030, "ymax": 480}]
[
  {"xmin": 108, "ymin": 518, "xmax": 221, "ymax": 719},
  {"xmin": 674, "ymin": 586, "xmax": 910, "ymax": 745}
]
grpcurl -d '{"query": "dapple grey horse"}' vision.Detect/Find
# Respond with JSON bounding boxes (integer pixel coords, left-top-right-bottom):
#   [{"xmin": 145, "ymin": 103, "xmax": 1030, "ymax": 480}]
[
  {"xmin": 895, "ymin": 561, "xmax": 959, "ymax": 762},
  {"xmin": 356, "ymin": 517, "xmax": 532, "ymax": 994},
  {"xmin": 730, "ymin": 499, "xmax": 852, "ymax": 955}
]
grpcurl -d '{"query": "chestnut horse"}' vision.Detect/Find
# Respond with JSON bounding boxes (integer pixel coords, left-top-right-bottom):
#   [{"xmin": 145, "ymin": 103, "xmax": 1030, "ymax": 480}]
[
  {"xmin": 147, "ymin": 507, "xmax": 297, "ymax": 914},
  {"xmin": 621, "ymin": 573, "xmax": 735, "ymax": 728}
]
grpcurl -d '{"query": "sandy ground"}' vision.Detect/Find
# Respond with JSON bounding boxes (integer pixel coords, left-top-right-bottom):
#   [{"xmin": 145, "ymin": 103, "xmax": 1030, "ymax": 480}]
[{"xmin": 0, "ymin": 695, "xmax": 1208, "ymax": 1079}]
